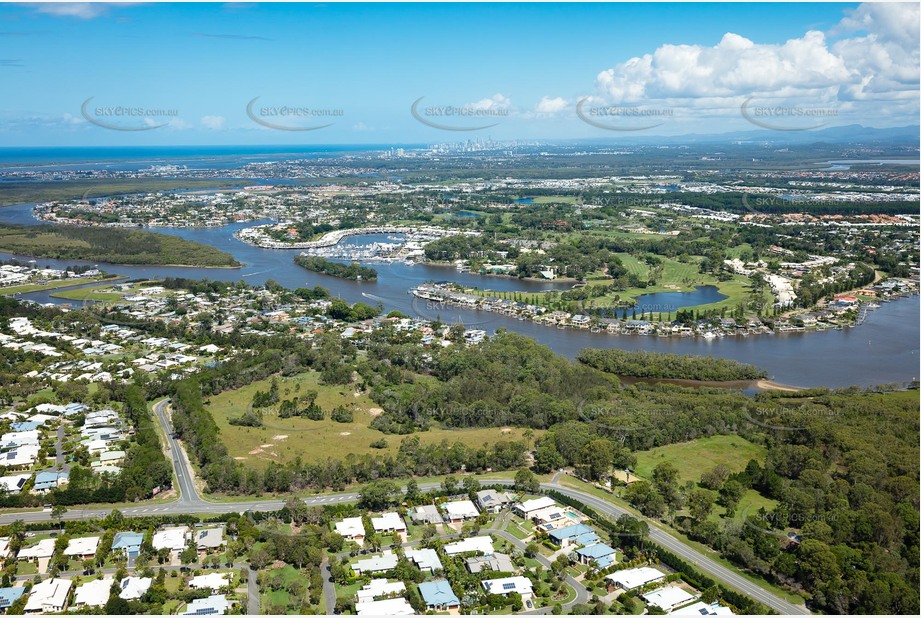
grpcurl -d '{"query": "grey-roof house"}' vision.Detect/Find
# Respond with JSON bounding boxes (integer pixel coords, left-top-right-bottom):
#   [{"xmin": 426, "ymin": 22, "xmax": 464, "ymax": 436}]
[
  {"xmin": 476, "ymin": 489, "xmax": 512, "ymax": 514},
  {"xmin": 194, "ymin": 527, "xmax": 225, "ymax": 552}
]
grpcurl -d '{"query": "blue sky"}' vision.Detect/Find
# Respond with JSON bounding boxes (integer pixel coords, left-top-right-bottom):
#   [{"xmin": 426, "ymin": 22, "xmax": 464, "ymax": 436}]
[{"xmin": 1, "ymin": 2, "xmax": 918, "ymax": 146}]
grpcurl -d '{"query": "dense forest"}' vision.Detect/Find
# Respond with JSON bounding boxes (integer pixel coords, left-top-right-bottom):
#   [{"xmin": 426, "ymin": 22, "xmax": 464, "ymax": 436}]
[
  {"xmin": 577, "ymin": 348, "xmax": 767, "ymax": 381},
  {"xmin": 0, "ymin": 223, "xmax": 240, "ymax": 267},
  {"xmin": 294, "ymin": 255, "xmax": 377, "ymax": 280}
]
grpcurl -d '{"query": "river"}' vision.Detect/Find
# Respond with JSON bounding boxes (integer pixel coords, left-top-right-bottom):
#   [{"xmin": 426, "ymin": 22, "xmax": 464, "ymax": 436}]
[{"xmin": 1, "ymin": 202, "xmax": 918, "ymax": 389}]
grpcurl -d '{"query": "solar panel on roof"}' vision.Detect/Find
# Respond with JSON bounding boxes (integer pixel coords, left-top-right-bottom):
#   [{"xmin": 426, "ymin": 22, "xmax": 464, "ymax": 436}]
[{"xmin": 502, "ymin": 582, "xmax": 515, "ymax": 590}]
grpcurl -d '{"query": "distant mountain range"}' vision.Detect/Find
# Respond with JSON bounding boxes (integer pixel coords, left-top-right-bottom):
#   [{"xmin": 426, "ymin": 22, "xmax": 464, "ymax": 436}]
[{"xmin": 569, "ymin": 124, "xmax": 921, "ymax": 147}]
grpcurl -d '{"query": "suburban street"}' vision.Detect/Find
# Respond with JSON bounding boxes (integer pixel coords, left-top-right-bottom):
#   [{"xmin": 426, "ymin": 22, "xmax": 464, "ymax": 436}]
[{"xmin": 0, "ymin": 399, "xmax": 809, "ymax": 615}]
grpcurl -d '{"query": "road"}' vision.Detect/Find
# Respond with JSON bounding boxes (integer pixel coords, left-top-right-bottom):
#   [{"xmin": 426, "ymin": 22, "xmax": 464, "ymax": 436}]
[{"xmin": 0, "ymin": 398, "xmax": 809, "ymax": 615}]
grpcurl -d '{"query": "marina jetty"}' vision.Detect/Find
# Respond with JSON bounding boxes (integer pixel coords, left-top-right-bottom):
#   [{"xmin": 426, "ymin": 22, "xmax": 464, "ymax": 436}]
[{"xmin": 234, "ymin": 224, "xmax": 478, "ymax": 250}]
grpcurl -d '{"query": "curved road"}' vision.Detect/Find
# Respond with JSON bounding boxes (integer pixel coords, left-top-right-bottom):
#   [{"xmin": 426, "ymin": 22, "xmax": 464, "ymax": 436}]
[{"xmin": 1, "ymin": 399, "xmax": 808, "ymax": 615}]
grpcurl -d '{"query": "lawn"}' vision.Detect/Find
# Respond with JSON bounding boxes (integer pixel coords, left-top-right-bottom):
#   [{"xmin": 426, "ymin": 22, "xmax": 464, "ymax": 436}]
[
  {"xmin": 51, "ymin": 284, "xmax": 124, "ymax": 302},
  {"xmin": 207, "ymin": 370, "xmax": 539, "ymax": 469},
  {"xmin": 634, "ymin": 435, "xmax": 766, "ymax": 484},
  {"xmin": 0, "ymin": 275, "xmax": 115, "ymax": 296}
]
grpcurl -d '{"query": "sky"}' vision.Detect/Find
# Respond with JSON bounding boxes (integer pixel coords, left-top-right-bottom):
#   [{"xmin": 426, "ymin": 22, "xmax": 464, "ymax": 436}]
[{"xmin": 0, "ymin": 1, "xmax": 918, "ymax": 146}]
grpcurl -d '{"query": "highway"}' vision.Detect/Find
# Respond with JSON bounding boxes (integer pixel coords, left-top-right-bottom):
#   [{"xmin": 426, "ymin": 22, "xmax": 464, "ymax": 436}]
[{"xmin": 0, "ymin": 399, "xmax": 809, "ymax": 615}]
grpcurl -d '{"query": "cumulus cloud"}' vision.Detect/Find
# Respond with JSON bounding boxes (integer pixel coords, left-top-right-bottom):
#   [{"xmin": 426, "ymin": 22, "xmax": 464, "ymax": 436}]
[
  {"xmin": 200, "ymin": 115, "xmax": 226, "ymax": 130},
  {"xmin": 534, "ymin": 96, "xmax": 569, "ymax": 114},
  {"xmin": 466, "ymin": 93, "xmax": 512, "ymax": 111},
  {"xmin": 593, "ymin": 2, "xmax": 918, "ymax": 113}
]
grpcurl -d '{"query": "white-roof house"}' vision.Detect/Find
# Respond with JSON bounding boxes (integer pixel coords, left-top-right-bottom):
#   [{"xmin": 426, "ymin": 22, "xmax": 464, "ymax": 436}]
[
  {"xmin": 606, "ymin": 566, "xmax": 667, "ymax": 591},
  {"xmin": 513, "ymin": 496, "xmax": 556, "ymax": 516},
  {"xmin": 443, "ymin": 535, "xmax": 494, "ymax": 556},
  {"xmin": 64, "ymin": 536, "xmax": 100, "ymax": 558},
  {"xmin": 119, "ymin": 576, "xmax": 152, "ymax": 600},
  {"xmin": 482, "ymin": 576, "xmax": 534, "ymax": 599},
  {"xmin": 18, "ymin": 538, "xmax": 56, "ymax": 560},
  {"xmin": 371, "ymin": 512, "xmax": 406, "ymax": 534},
  {"xmin": 189, "ymin": 573, "xmax": 231, "ymax": 590},
  {"xmin": 335, "ymin": 517, "xmax": 366, "ymax": 541},
  {"xmin": 442, "ymin": 499, "xmax": 479, "ymax": 521},
  {"xmin": 642, "ymin": 586, "xmax": 698, "ymax": 612},
  {"xmin": 73, "ymin": 577, "xmax": 114, "ymax": 608},
  {"xmin": 24, "ymin": 578, "xmax": 72, "ymax": 613},
  {"xmin": 152, "ymin": 527, "xmax": 188, "ymax": 552}
]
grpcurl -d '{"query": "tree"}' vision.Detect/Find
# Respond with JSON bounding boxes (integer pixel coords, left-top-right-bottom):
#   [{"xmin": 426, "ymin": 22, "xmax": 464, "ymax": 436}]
[
  {"xmin": 652, "ymin": 462, "xmax": 680, "ymax": 505},
  {"xmin": 687, "ymin": 488, "xmax": 716, "ymax": 524},
  {"xmin": 514, "ymin": 468, "xmax": 540, "ymax": 493},
  {"xmin": 462, "ymin": 476, "xmax": 481, "ymax": 499},
  {"xmin": 51, "ymin": 505, "xmax": 67, "ymax": 529},
  {"xmin": 249, "ymin": 548, "xmax": 271, "ymax": 571},
  {"xmin": 359, "ymin": 480, "xmax": 399, "ymax": 510},
  {"xmin": 581, "ymin": 439, "xmax": 613, "ymax": 481},
  {"xmin": 405, "ymin": 479, "xmax": 421, "ymax": 503},
  {"xmin": 441, "ymin": 475, "xmax": 458, "ymax": 494}
]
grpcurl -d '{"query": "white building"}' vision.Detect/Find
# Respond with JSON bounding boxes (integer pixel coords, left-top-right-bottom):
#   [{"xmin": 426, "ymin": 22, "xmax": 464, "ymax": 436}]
[
  {"xmin": 335, "ymin": 517, "xmax": 366, "ymax": 541},
  {"xmin": 18, "ymin": 538, "xmax": 56, "ymax": 560},
  {"xmin": 442, "ymin": 499, "xmax": 479, "ymax": 522},
  {"xmin": 353, "ymin": 552, "xmax": 399, "ymax": 575},
  {"xmin": 24, "ymin": 578, "xmax": 72, "ymax": 613},
  {"xmin": 482, "ymin": 576, "xmax": 534, "ymax": 600},
  {"xmin": 443, "ymin": 535, "xmax": 494, "ymax": 556},
  {"xmin": 356, "ymin": 578, "xmax": 406, "ymax": 604},
  {"xmin": 73, "ymin": 577, "xmax": 114, "ymax": 608},
  {"xmin": 119, "ymin": 576, "xmax": 152, "ymax": 600},
  {"xmin": 513, "ymin": 496, "xmax": 556, "ymax": 517},
  {"xmin": 355, "ymin": 597, "xmax": 415, "ymax": 616},
  {"xmin": 189, "ymin": 573, "xmax": 231, "ymax": 590},
  {"xmin": 643, "ymin": 586, "xmax": 697, "ymax": 612},
  {"xmin": 670, "ymin": 601, "xmax": 735, "ymax": 615},
  {"xmin": 606, "ymin": 566, "xmax": 666, "ymax": 591},
  {"xmin": 152, "ymin": 527, "xmax": 188, "ymax": 552},
  {"xmin": 371, "ymin": 512, "xmax": 407, "ymax": 534},
  {"xmin": 64, "ymin": 536, "xmax": 100, "ymax": 558}
]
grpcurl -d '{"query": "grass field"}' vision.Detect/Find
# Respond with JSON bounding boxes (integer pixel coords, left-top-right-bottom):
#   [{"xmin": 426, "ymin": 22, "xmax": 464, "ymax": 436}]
[
  {"xmin": 207, "ymin": 371, "xmax": 539, "ymax": 469},
  {"xmin": 633, "ymin": 435, "xmax": 767, "ymax": 484},
  {"xmin": 50, "ymin": 284, "xmax": 124, "ymax": 302},
  {"xmin": 471, "ymin": 251, "xmax": 755, "ymax": 317},
  {"xmin": 0, "ymin": 275, "xmax": 116, "ymax": 296}
]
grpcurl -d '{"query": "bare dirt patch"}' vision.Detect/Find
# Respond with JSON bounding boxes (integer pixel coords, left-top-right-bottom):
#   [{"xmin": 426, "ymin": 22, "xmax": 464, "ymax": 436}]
[
  {"xmin": 248, "ymin": 448, "xmax": 263, "ymax": 455},
  {"xmin": 339, "ymin": 431, "xmax": 352, "ymax": 436},
  {"xmin": 369, "ymin": 407, "xmax": 384, "ymax": 417},
  {"xmin": 272, "ymin": 435, "xmax": 288, "ymax": 441}
]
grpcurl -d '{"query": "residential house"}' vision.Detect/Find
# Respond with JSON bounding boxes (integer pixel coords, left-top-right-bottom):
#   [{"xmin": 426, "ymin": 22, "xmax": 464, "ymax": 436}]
[
  {"xmin": 189, "ymin": 573, "xmax": 230, "ymax": 590},
  {"xmin": 642, "ymin": 586, "xmax": 698, "ymax": 612},
  {"xmin": 404, "ymin": 548, "xmax": 442, "ymax": 573},
  {"xmin": 481, "ymin": 576, "xmax": 533, "ymax": 601},
  {"xmin": 24, "ymin": 578, "xmax": 72, "ymax": 613},
  {"xmin": 17, "ymin": 539, "xmax": 55, "ymax": 561},
  {"xmin": 152, "ymin": 527, "xmax": 188, "ymax": 552},
  {"xmin": 64, "ymin": 536, "xmax": 100, "ymax": 559},
  {"xmin": 119, "ymin": 576, "xmax": 152, "ymax": 600},
  {"xmin": 181, "ymin": 594, "xmax": 231, "ymax": 616},
  {"xmin": 443, "ymin": 535, "xmax": 494, "ymax": 557},
  {"xmin": 476, "ymin": 489, "xmax": 512, "ymax": 514},
  {"xmin": 111, "ymin": 532, "xmax": 144, "ymax": 565},
  {"xmin": 466, "ymin": 552, "xmax": 515, "ymax": 574},
  {"xmin": 193, "ymin": 527, "xmax": 225, "ymax": 553},
  {"xmin": 669, "ymin": 601, "xmax": 735, "ymax": 615},
  {"xmin": 73, "ymin": 578, "xmax": 114, "ymax": 609},
  {"xmin": 576, "ymin": 543, "xmax": 617, "ymax": 569},
  {"xmin": 371, "ymin": 512, "xmax": 407, "ymax": 535},
  {"xmin": 0, "ymin": 587, "xmax": 25, "ymax": 613},
  {"xmin": 513, "ymin": 496, "xmax": 556, "ymax": 518},
  {"xmin": 356, "ymin": 579, "xmax": 405, "ymax": 604},
  {"xmin": 352, "ymin": 552, "xmax": 398, "ymax": 575},
  {"xmin": 32, "ymin": 470, "xmax": 68, "ymax": 493},
  {"xmin": 334, "ymin": 517, "xmax": 366, "ymax": 542},
  {"xmin": 409, "ymin": 504, "xmax": 442, "ymax": 525},
  {"xmin": 442, "ymin": 499, "xmax": 479, "ymax": 522},
  {"xmin": 548, "ymin": 523, "xmax": 598, "ymax": 548},
  {"xmin": 606, "ymin": 566, "xmax": 666, "ymax": 591},
  {"xmin": 418, "ymin": 580, "xmax": 460, "ymax": 612}
]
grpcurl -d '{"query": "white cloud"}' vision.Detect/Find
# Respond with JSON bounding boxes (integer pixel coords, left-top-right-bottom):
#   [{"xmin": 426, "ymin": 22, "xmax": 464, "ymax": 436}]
[
  {"xmin": 466, "ymin": 93, "xmax": 512, "ymax": 111},
  {"xmin": 592, "ymin": 2, "xmax": 918, "ymax": 114},
  {"xmin": 534, "ymin": 96, "xmax": 569, "ymax": 114},
  {"xmin": 200, "ymin": 115, "xmax": 225, "ymax": 130},
  {"xmin": 23, "ymin": 3, "xmax": 141, "ymax": 20}
]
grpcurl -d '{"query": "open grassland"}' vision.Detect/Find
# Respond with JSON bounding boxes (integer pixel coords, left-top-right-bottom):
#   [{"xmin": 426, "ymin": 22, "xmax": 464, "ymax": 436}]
[
  {"xmin": 0, "ymin": 275, "xmax": 116, "ymax": 296},
  {"xmin": 633, "ymin": 434, "xmax": 767, "ymax": 484},
  {"xmin": 50, "ymin": 283, "xmax": 124, "ymax": 302},
  {"xmin": 207, "ymin": 371, "xmax": 539, "ymax": 469},
  {"xmin": 0, "ymin": 179, "xmax": 253, "ymax": 207}
]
